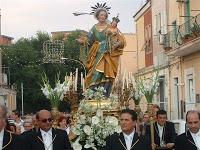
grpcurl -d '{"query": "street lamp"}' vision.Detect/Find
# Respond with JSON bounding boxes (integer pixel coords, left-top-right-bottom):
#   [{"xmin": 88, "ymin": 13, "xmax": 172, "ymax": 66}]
[{"xmin": 61, "ymin": 57, "xmax": 86, "ymax": 77}]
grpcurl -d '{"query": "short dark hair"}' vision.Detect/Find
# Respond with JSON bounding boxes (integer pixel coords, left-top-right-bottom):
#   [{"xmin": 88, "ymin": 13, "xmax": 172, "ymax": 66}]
[
  {"xmin": 121, "ymin": 109, "xmax": 137, "ymax": 121},
  {"xmin": 36, "ymin": 112, "xmax": 40, "ymax": 120},
  {"xmin": 156, "ymin": 110, "xmax": 167, "ymax": 117},
  {"xmin": 186, "ymin": 110, "xmax": 200, "ymax": 122},
  {"xmin": 13, "ymin": 110, "xmax": 20, "ymax": 117}
]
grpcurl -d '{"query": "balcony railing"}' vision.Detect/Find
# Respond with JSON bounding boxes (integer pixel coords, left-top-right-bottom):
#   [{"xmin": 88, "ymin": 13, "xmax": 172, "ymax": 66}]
[
  {"xmin": 154, "ymin": 51, "xmax": 169, "ymax": 67},
  {"xmin": 163, "ymin": 14, "xmax": 200, "ymax": 51}
]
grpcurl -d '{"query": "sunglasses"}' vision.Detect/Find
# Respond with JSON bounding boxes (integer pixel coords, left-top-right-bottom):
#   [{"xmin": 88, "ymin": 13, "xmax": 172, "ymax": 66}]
[{"xmin": 40, "ymin": 118, "xmax": 52, "ymax": 123}]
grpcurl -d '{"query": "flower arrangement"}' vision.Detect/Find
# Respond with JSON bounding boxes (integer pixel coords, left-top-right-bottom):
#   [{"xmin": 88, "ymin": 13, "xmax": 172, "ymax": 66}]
[
  {"xmin": 135, "ymin": 71, "xmax": 159, "ymax": 104},
  {"xmin": 41, "ymin": 73, "xmax": 69, "ymax": 108},
  {"xmin": 72, "ymin": 87, "xmax": 121, "ymax": 150},
  {"xmin": 131, "ymin": 89, "xmax": 142, "ymax": 105}
]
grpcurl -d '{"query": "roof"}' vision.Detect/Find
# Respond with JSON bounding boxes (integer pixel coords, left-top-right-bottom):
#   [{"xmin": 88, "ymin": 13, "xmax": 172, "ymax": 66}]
[
  {"xmin": 133, "ymin": 0, "xmax": 150, "ymax": 20},
  {"xmin": 0, "ymin": 35, "xmax": 14, "ymax": 40}
]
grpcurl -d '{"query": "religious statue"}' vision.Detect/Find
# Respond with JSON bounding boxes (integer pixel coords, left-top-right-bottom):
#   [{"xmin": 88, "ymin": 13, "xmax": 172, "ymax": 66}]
[{"xmin": 77, "ymin": 3, "xmax": 126, "ymax": 97}]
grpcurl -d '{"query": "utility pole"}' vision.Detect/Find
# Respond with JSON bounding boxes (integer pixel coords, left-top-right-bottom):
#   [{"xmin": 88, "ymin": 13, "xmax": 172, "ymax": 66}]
[{"xmin": 21, "ymin": 82, "xmax": 24, "ymax": 116}]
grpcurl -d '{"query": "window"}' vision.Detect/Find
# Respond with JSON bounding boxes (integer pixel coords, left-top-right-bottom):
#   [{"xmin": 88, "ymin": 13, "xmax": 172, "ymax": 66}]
[
  {"xmin": 145, "ymin": 24, "xmax": 152, "ymax": 53},
  {"xmin": 185, "ymin": 68, "xmax": 196, "ymax": 112}
]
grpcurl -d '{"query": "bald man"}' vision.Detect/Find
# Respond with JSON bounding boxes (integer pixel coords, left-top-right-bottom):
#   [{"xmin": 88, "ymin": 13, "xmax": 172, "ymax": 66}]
[
  {"xmin": 175, "ymin": 110, "xmax": 200, "ymax": 150},
  {"xmin": 21, "ymin": 110, "xmax": 72, "ymax": 150}
]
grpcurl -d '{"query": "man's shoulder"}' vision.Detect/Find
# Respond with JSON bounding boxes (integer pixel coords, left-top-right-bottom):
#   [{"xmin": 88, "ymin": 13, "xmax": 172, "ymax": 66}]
[
  {"xmin": 53, "ymin": 128, "xmax": 68, "ymax": 137},
  {"xmin": 4, "ymin": 130, "xmax": 16, "ymax": 137},
  {"xmin": 20, "ymin": 129, "xmax": 36, "ymax": 139},
  {"xmin": 165, "ymin": 121, "xmax": 175, "ymax": 128},
  {"xmin": 107, "ymin": 132, "xmax": 120, "ymax": 140},
  {"xmin": 4, "ymin": 130, "xmax": 21, "ymax": 143},
  {"xmin": 176, "ymin": 132, "xmax": 187, "ymax": 141},
  {"xmin": 54, "ymin": 128, "xmax": 66, "ymax": 133},
  {"xmin": 166, "ymin": 121, "xmax": 174, "ymax": 125}
]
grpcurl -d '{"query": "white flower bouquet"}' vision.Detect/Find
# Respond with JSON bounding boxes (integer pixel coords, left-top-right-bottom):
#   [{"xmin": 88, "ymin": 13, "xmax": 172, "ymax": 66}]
[
  {"xmin": 135, "ymin": 71, "xmax": 159, "ymax": 103},
  {"xmin": 72, "ymin": 87, "xmax": 121, "ymax": 150},
  {"xmin": 41, "ymin": 73, "xmax": 69, "ymax": 107},
  {"xmin": 72, "ymin": 109, "xmax": 121, "ymax": 150}
]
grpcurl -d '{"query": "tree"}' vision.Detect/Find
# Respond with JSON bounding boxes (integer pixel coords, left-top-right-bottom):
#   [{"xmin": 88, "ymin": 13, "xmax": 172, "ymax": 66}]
[{"xmin": 2, "ymin": 30, "xmax": 83, "ymax": 113}]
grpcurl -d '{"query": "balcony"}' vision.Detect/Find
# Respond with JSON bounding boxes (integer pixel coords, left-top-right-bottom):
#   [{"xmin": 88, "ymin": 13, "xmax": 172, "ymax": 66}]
[{"xmin": 163, "ymin": 14, "xmax": 200, "ymax": 56}]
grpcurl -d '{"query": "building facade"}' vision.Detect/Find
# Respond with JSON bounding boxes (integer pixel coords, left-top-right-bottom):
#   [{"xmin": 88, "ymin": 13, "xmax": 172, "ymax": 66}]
[
  {"xmin": 133, "ymin": 0, "xmax": 200, "ymax": 119},
  {"xmin": 164, "ymin": 0, "xmax": 200, "ymax": 119},
  {"xmin": 0, "ymin": 35, "xmax": 17, "ymax": 111}
]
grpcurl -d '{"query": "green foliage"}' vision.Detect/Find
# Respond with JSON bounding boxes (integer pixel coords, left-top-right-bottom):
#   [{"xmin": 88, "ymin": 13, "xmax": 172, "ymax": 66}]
[{"xmin": 2, "ymin": 30, "xmax": 82, "ymax": 113}]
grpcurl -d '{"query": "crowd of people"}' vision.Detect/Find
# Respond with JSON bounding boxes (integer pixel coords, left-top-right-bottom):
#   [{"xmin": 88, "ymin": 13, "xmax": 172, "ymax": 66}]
[
  {"xmin": 0, "ymin": 106, "xmax": 72, "ymax": 150},
  {"xmin": 0, "ymin": 104, "xmax": 199, "ymax": 150},
  {"xmin": 106, "ymin": 106, "xmax": 200, "ymax": 150}
]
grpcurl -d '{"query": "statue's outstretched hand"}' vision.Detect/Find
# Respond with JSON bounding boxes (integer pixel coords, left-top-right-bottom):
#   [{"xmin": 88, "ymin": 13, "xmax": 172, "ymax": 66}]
[{"xmin": 76, "ymin": 38, "xmax": 84, "ymax": 44}]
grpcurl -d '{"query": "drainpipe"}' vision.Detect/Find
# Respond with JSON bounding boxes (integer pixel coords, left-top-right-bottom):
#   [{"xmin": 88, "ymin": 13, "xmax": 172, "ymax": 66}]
[
  {"xmin": 167, "ymin": 64, "xmax": 172, "ymax": 120},
  {"xmin": 179, "ymin": 57, "xmax": 184, "ymax": 119},
  {"xmin": 136, "ymin": 23, "xmax": 139, "ymax": 72}
]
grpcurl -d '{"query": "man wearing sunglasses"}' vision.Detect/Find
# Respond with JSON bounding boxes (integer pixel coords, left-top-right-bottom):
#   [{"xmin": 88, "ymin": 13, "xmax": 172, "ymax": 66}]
[{"xmin": 21, "ymin": 109, "xmax": 72, "ymax": 150}]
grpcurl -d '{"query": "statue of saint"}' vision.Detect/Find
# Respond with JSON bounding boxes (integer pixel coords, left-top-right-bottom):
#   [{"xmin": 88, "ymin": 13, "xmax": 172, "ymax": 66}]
[{"xmin": 77, "ymin": 3, "xmax": 126, "ymax": 97}]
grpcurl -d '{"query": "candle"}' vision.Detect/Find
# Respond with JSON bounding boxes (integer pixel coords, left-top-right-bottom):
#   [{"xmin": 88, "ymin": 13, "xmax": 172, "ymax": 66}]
[
  {"xmin": 81, "ymin": 72, "xmax": 83, "ymax": 87},
  {"xmin": 126, "ymin": 72, "xmax": 129, "ymax": 88},
  {"xmin": 122, "ymin": 72, "xmax": 125, "ymax": 90},
  {"xmin": 82, "ymin": 78, "xmax": 85, "ymax": 91},
  {"xmin": 75, "ymin": 68, "xmax": 78, "ymax": 91},
  {"xmin": 69, "ymin": 72, "xmax": 73, "ymax": 86}
]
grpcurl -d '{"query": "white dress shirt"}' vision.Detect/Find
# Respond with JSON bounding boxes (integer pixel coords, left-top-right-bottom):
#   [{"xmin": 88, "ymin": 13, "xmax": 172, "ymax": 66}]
[
  {"xmin": 190, "ymin": 129, "xmax": 200, "ymax": 150},
  {"xmin": 40, "ymin": 129, "xmax": 53, "ymax": 150},
  {"xmin": 123, "ymin": 130, "xmax": 135, "ymax": 150},
  {"xmin": 66, "ymin": 127, "xmax": 70, "ymax": 135},
  {"xmin": 0, "ymin": 129, "xmax": 4, "ymax": 150},
  {"xmin": 157, "ymin": 123, "xmax": 164, "ymax": 143}
]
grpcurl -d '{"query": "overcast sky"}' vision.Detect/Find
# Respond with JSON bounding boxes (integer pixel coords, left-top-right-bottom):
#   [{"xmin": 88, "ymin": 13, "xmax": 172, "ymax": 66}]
[{"xmin": 1, "ymin": 0, "xmax": 143, "ymax": 40}]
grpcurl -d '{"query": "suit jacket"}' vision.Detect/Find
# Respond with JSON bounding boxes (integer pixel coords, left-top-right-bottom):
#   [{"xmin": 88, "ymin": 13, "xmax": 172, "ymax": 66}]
[
  {"xmin": 175, "ymin": 130, "xmax": 198, "ymax": 150},
  {"xmin": 2, "ymin": 130, "xmax": 21, "ymax": 150},
  {"xmin": 21, "ymin": 128, "xmax": 72, "ymax": 150},
  {"xmin": 139, "ymin": 123, "xmax": 149, "ymax": 136},
  {"xmin": 105, "ymin": 132, "xmax": 151, "ymax": 150},
  {"xmin": 145, "ymin": 121, "xmax": 177, "ymax": 150}
]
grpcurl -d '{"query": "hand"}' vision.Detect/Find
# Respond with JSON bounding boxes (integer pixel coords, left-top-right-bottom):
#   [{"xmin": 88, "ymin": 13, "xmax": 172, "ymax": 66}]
[
  {"xmin": 113, "ymin": 42, "xmax": 120, "ymax": 50},
  {"xmin": 166, "ymin": 143, "xmax": 174, "ymax": 149},
  {"xmin": 76, "ymin": 38, "xmax": 84, "ymax": 44},
  {"xmin": 152, "ymin": 143, "xmax": 158, "ymax": 149},
  {"xmin": 105, "ymin": 29, "xmax": 112, "ymax": 35}
]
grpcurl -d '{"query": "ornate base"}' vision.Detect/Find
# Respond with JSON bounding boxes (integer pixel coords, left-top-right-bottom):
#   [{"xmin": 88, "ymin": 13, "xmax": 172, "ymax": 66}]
[
  {"xmin": 51, "ymin": 107, "xmax": 59, "ymax": 127},
  {"xmin": 81, "ymin": 99, "xmax": 120, "ymax": 117}
]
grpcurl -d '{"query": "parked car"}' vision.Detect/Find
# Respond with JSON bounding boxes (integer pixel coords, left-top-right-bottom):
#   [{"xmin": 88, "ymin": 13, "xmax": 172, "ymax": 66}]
[{"xmin": 171, "ymin": 119, "xmax": 186, "ymax": 135}]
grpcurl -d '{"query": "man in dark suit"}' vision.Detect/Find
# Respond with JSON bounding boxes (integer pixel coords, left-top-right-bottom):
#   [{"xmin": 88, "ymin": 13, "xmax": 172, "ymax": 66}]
[
  {"xmin": 145, "ymin": 109, "xmax": 176, "ymax": 150},
  {"xmin": 0, "ymin": 105, "xmax": 21, "ymax": 150},
  {"xmin": 105, "ymin": 109, "xmax": 150, "ymax": 150},
  {"xmin": 139, "ymin": 112, "xmax": 150, "ymax": 136},
  {"xmin": 21, "ymin": 109, "xmax": 72, "ymax": 150},
  {"xmin": 175, "ymin": 110, "xmax": 200, "ymax": 150}
]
